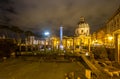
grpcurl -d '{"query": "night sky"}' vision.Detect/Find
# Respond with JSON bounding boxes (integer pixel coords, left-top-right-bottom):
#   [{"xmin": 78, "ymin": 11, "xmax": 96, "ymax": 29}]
[{"xmin": 0, "ymin": 0, "xmax": 120, "ymax": 36}]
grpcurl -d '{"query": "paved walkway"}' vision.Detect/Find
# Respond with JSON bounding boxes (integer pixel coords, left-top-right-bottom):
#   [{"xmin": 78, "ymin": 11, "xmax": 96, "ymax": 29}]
[{"xmin": 0, "ymin": 58, "xmax": 85, "ymax": 79}]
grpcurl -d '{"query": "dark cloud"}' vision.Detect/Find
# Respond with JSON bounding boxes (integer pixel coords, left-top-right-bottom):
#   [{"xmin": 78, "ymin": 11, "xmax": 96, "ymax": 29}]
[{"xmin": 6, "ymin": 0, "xmax": 120, "ymax": 35}]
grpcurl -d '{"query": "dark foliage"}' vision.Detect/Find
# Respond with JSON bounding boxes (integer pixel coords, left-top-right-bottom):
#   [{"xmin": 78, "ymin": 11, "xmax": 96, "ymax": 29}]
[
  {"xmin": 10, "ymin": 26, "xmax": 24, "ymax": 33},
  {"xmin": 25, "ymin": 31, "xmax": 35, "ymax": 37},
  {"xmin": 91, "ymin": 46, "xmax": 108, "ymax": 60},
  {"xmin": 0, "ymin": 39, "xmax": 17, "ymax": 58},
  {"xmin": 106, "ymin": 48, "xmax": 115, "ymax": 61}
]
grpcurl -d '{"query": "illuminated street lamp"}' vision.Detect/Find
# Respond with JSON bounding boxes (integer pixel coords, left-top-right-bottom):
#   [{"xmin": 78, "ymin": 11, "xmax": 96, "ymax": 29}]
[
  {"xmin": 44, "ymin": 31, "xmax": 51, "ymax": 44},
  {"xmin": 108, "ymin": 36, "xmax": 113, "ymax": 41},
  {"xmin": 44, "ymin": 31, "xmax": 50, "ymax": 36},
  {"xmin": 107, "ymin": 35, "xmax": 114, "ymax": 47},
  {"xmin": 44, "ymin": 31, "xmax": 50, "ymax": 52}
]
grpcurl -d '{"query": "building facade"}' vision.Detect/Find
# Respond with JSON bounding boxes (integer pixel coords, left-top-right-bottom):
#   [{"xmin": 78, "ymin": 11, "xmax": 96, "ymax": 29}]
[
  {"xmin": 75, "ymin": 17, "xmax": 91, "ymax": 48},
  {"xmin": 94, "ymin": 6, "xmax": 120, "ymax": 62},
  {"xmin": 48, "ymin": 17, "xmax": 91, "ymax": 53}
]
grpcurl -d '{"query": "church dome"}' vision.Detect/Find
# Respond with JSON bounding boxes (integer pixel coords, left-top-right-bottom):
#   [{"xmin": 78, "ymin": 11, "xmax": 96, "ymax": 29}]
[{"xmin": 75, "ymin": 17, "xmax": 90, "ymax": 36}]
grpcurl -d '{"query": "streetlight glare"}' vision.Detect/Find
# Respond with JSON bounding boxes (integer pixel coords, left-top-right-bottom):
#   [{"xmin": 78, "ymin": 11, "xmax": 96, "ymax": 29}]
[
  {"xmin": 108, "ymin": 36, "xmax": 113, "ymax": 41},
  {"xmin": 44, "ymin": 32, "xmax": 50, "ymax": 36}
]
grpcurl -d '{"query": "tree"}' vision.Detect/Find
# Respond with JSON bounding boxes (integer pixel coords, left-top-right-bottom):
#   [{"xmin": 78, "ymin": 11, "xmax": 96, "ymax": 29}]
[
  {"xmin": 10, "ymin": 26, "xmax": 23, "ymax": 41},
  {"xmin": 0, "ymin": 39, "xmax": 17, "ymax": 58},
  {"xmin": 9, "ymin": 26, "xmax": 24, "ymax": 52},
  {"xmin": 25, "ymin": 30, "xmax": 35, "ymax": 37},
  {"xmin": 92, "ymin": 46, "xmax": 108, "ymax": 60},
  {"xmin": 0, "ymin": 25, "xmax": 10, "ymax": 38}
]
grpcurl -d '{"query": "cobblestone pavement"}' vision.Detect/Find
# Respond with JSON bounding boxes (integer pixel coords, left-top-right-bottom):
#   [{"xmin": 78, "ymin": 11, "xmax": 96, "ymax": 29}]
[{"xmin": 0, "ymin": 57, "xmax": 120, "ymax": 79}]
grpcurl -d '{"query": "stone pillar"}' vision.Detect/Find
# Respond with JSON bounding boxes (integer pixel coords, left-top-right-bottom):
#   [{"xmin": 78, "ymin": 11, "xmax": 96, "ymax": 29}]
[
  {"xmin": 65, "ymin": 39, "xmax": 67, "ymax": 50},
  {"xmin": 88, "ymin": 37, "xmax": 91, "ymax": 52},
  {"xmin": 60, "ymin": 26, "xmax": 63, "ymax": 50},
  {"xmin": 72, "ymin": 37, "xmax": 75, "ymax": 53},
  {"xmin": 114, "ymin": 34, "xmax": 120, "ymax": 62}
]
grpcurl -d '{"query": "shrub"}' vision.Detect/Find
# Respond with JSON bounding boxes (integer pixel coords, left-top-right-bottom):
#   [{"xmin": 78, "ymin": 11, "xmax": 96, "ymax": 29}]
[
  {"xmin": 0, "ymin": 39, "xmax": 17, "ymax": 58},
  {"xmin": 92, "ymin": 46, "xmax": 108, "ymax": 60}
]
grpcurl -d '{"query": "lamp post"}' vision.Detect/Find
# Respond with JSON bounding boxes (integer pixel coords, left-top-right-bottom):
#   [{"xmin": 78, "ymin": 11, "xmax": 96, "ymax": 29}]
[{"xmin": 44, "ymin": 31, "xmax": 50, "ymax": 53}]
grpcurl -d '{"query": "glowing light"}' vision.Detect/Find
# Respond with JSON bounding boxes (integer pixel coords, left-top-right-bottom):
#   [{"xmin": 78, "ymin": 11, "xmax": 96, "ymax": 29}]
[
  {"xmin": 108, "ymin": 36, "xmax": 113, "ymax": 41},
  {"xmin": 67, "ymin": 41, "xmax": 70, "ymax": 44},
  {"xmin": 60, "ymin": 45, "xmax": 64, "ymax": 50},
  {"xmin": 85, "ymin": 52, "xmax": 89, "ymax": 56},
  {"xmin": 44, "ymin": 32, "xmax": 50, "ymax": 36}
]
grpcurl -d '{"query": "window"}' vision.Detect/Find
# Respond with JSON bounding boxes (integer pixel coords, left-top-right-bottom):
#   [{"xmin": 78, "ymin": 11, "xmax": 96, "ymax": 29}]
[{"xmin": 81, "ymin": 30, "xmax": 83, "ymax": 33}]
